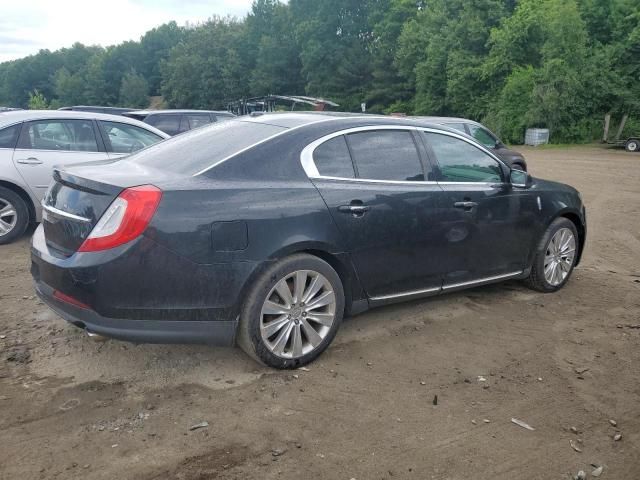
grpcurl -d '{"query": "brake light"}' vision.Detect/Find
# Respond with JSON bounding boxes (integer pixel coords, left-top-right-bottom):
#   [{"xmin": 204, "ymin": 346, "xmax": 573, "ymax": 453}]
[{"xmin": 78, "ymin": 185, "xmax": 162, "ymax": 252}]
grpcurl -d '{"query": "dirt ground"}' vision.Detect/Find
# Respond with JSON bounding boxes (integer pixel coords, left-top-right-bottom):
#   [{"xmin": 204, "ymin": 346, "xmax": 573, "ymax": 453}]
[{"xmin": 1, "ymin": 145, "xmax": 639, "ymax": 480}]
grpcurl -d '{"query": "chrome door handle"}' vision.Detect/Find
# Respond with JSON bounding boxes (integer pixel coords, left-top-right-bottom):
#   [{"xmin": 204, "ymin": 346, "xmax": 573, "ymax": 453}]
[
  {"xmin": 454, "ymin": 201, "xmax": 478, "ymax": 209},
  {"xmin": 17, "ymin": 157, "xmax": 43, "ymax": 165},
  {"xmin": 338, "ymin": 205, "xmax": 370, "ymax": 214}
]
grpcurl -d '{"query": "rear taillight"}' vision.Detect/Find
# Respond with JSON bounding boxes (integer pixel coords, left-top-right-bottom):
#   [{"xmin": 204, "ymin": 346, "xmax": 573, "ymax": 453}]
[{"xmin": 78, "ymin": 185, "xmax": 162, "ymax": 252}]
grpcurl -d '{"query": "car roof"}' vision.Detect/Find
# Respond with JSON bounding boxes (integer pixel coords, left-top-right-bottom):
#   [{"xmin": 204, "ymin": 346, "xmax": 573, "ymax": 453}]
[
  {"xmin": 58, "ymin": 105, "xmax": 138, "ymax": 111},
  {"xmin": 235, "ymin": 112, "xmax": 467, "ymax": 133},
  {"xmin": 128, "ymin": 109, "xmax": 236, "ymax": 116},
  {"xmin": 0, "ymin": 110, "xmax": 170, "ymax": 138},
  {"xmin": 411, "ymin": 115, "xmax": 483, "ymax": 126}
]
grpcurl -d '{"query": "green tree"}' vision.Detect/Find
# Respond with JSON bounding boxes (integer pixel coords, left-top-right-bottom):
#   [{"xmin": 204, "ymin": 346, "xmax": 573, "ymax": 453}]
[
  {"xmin": 84, "ymin": 52, "xmax": 108, "ymax": 105},
  {"xmin": 101, "ymin": 41, "xmax": 145, "ymax": 105},
  {"xmin": 367, "ymin": 0, "xmax": 419, "ymax": 113},
  {"xmin": 28, "ymin": 89, "xmax": 49, "ymax": 109},
  {"xmin": 119, "ymin": 69, "xmax": 149, "ymax": 108},
  {"xmin": 161, "ymin": 17, "xmax": 250, "ymax": 108},
  {"xmin": 246, "ymin": 0, "xmax": 305, "ymax": 96},
  {"xmin": 53, "ymin": 67, "xmax": 86, "ymax": 106},
  {"xmin": 139, "ymin": 22, "xmax": 186, "ymax": 95},
  {"xmin": 0, "ymin": 0, "xmax": 637, "ymax": 142},
  {"xmin": 484, "ymin": 0, "xmax": 620, "ymax": 142},
  {"xmin": 397, "ymin": 0, "xmax": 514, "ymax": 117},
  {"xmin": 290, "ymin": 0, "xmax": 379, "ymax": 110}
]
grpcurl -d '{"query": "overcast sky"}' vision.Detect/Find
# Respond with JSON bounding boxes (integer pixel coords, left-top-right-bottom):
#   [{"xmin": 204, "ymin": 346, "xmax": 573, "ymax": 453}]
[{"xmin": 0, "ymin": 0, "xmax": 255, "ymax": 62}]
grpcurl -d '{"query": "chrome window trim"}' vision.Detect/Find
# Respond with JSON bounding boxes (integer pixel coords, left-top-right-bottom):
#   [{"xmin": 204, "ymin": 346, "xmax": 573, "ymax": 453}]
[
  {"xmin": 14, "ymin": 148, "xmax": 104, "ymax": 154},
  {"xmin": 300, "ymin": 125, "xmax": 507, "ymax": 185},
  {"xmin": 192, "ymin": 116, "xmax": 377, "ymax": 177},
  {"xmin": 41, "ymin": 202, "xmax": 91, "ymax": 223},
  {"xmin": 310, "ymin": 175, "xmax": 440, "ymax": 186}
]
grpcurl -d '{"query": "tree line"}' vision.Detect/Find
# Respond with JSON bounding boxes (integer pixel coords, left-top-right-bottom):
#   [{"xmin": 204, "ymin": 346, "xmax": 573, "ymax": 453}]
[{"xmin": 0, "ymin": 0, "xmax": 638, "ymax": 143}]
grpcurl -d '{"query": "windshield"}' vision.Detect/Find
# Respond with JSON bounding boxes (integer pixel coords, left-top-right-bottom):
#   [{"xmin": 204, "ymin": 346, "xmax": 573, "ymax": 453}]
[{"xmin": 128, "ymin": 120, "xmax": 286, "ymax": 175}]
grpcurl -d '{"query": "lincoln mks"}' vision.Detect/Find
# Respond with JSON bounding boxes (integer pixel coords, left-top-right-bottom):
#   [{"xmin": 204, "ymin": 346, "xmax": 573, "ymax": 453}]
[{"xmin": 31, "ymin": 113, "xmax": 586, "ymax": 368}]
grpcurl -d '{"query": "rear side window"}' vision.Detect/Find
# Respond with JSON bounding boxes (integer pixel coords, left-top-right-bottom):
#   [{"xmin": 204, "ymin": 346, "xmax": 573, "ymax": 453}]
[
  {"xmin": 468, "ymin": 124, "xmax": 498, "ymax": 148},
  {"xmin": 129, "ymin": 120, "xmax": 285, "ymax": 175},
  {"xmin": 98, "ymin": 121, "xmax": 163, "ymax": 154},
  {"xmin": 423, "ymin": 132, "xmax": 503, "ymax": 183},
  {"xmin": 444, "ymin": 123, "xmax": 467, "ymax": 133},
  {"xmin": 18, "ymin": 119, "xmax": 98, "ymax": 152},
  {"xmin": 215, "ymin": 113, "xmax": 235, "ymax": 122},
  {"xmin": 313, "ymin": 136, "xmax": 355, "ymax": 178},
  {"xmin": 186, "ymin": 114, "xmax": 212, "ymax": 130},
  {"xmin": 0, "ymin": 124, "xmax": 20, "ymax": 148},
  {"xmin": 147, "ymin": 114, "xmax": 181, "ymax": 135},
  {"xmin": 346, "ymin": 130, "xmax": 424, "ymax": 182}
]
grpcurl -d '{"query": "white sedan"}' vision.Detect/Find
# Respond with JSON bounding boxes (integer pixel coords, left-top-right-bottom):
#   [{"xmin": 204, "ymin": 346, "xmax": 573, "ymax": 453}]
[{"xmin": 0, "ymin": 110, "xmax": 169, "ymax": 244}]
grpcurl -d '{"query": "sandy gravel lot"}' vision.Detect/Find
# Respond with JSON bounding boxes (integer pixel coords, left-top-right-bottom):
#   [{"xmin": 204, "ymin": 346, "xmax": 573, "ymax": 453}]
[{"xmin": 0, "ymin": 145, "xmax": 639, "ymax": 480}]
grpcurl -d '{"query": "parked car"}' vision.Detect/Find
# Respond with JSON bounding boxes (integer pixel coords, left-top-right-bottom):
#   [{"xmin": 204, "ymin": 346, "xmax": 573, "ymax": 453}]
[
  {"xmin": 58, "ymin": 106, "xmax": 139, "ymax": 116},
  {"xmin": 609, "ymin": 135, "xmax": 640, "ymax": 152},
  {"xmin": 31, "ymin": 113, "xmax": 586, "ymax": 368},
  {"xmin": 0, "ymin": 110, "xmax": 169, "ymax": 244},
  {"xmin": 413, "ymin": 116, "xmax": 527, "ymax": 170},
  {"xmin": 123, "ymin": 109, "xmax": 236, "ymax": 136},
  {"xmin": 622, "ymin": 136, "xmax": 639, "ymax": 152}
]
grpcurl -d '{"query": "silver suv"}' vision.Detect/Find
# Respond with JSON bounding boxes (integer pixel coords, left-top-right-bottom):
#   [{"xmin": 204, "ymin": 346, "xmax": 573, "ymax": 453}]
[{"xmin": 0, "ymin": 110, "xmax": 169, "ymax": 244}]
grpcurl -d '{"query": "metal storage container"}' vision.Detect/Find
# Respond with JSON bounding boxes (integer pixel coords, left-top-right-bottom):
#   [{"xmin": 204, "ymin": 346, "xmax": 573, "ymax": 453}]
[{"xmin": 525, "ymin": 128, "xmax": 550, "ymax": 146}]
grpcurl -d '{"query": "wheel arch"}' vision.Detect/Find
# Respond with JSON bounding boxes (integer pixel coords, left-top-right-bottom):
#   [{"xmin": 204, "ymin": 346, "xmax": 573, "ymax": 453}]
[
  {"xmin": 0, "ymin": 180, "xmax": 37, "ymax": 223},
  {"xmin": 555, "ymin": 210, "xmax": 586, "ymax": 265},
  {"xmin": 270, "ymin": 241, "xmax": 366, "ymax": 317},
  {"xmin": 235, "ymin": 241, "xmax": 366, "ymax": 327},
  {"xmin": 297, "ymin": 248, "xmax": 365, "ymax": 317}
]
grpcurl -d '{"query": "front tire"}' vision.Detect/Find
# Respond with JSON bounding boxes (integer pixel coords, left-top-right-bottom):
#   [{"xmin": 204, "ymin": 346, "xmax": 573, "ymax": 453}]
[
  {"xmin": 625, "ymin": 139, "xmax": 639, "ymax": 152},
  {"xmin": 237, "ymin": 254, "xmax": 345, "ymax": 369},
  {"xmin": 525, "ymin": 218, "xmax": 579, "ymax": 292},
  {"xmin": 0, "ymin": 187, "xmax": 29, "ymax": 245}
]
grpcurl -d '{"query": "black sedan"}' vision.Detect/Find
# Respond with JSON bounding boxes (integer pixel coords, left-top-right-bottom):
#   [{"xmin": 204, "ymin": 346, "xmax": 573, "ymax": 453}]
[{"xmin": 31, "ymin": 113, "xmax": 586, "ymax": 368}]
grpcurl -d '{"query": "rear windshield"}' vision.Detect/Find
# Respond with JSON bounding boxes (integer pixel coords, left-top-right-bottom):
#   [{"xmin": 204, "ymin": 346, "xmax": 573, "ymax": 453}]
[{"xmin": 128, "ymin": 120, "xmax": 286, "ymax": 175}]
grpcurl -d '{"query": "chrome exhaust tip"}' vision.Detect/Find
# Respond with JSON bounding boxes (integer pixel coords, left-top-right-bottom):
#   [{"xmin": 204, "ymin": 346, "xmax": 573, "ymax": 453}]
[{"xmin": 86, "ymin": 331, "xmax": 108, "ymax": 342}]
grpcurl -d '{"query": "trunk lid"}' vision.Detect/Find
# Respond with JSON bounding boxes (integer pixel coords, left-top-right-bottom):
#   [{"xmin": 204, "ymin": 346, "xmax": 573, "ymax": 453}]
[{"xmin": 42, "ymin": 159, "xmax": 171, "ymax": 256}]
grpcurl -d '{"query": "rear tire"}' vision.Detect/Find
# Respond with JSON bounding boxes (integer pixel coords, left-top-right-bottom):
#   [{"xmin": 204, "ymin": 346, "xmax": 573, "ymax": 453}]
[
  {"xmin": 237, "ymin": 254, "xmax": 344, "ymax": 369},
  {"xmin": 625, "ymin": 139, "xmax": 639, "ymax": 152},
  {"xmin": 511, "ymin": 163, "xmax": 525, "ymax": 171},
  {"xmin": 525, "ymin": 218, "xmax": 579, "ymax": 292},
  {"xmin": 0, "ymin": 187, "xmax": 29, "ymax": 245}
]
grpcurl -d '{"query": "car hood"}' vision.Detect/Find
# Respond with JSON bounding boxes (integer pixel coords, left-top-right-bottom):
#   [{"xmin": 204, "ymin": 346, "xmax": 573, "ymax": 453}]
[
  {"xmin": 495, "ymin": 147, "xmax": 524, "ymax": 160},
  {"xmin": 533, "ymin": 177, "xmax": 580, "ymax": 197}
]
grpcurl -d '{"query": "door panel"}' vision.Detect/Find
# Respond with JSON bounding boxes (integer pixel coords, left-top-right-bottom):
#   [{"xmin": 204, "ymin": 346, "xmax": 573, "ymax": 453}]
[
  {"xmin": 308, "ymin": 128, "xmax": 446, "ymax": 298},
  {"xmin": 422, "ymin": 131, "xmax": 538, "ymax": 285},
  {"xmin": 12, "ymin": 119, "xmax": 108, "ymax": 201},
  {"xmin": 436, "ymin": 183, "xmax": 538, "ymax": 284},
  {"xmin": 313, "ymin": 179, "xmax": 446, "ymax": 298}
]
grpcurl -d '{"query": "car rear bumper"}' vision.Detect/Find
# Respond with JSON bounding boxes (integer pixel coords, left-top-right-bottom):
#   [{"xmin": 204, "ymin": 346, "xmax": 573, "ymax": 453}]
[
  {"xmin": 35, "ymin": 281, "xmax": 237, "ymax": 345},
  {"xmin": 30, "ymin": 224, "xmax": 260, "ymax": 346}
]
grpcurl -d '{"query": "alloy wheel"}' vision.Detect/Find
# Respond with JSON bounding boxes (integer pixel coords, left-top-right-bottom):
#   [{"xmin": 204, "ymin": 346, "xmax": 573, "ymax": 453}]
[
  {"xmin": 544, "ymin": 227, "xmax": 576, "ymax": 286},
  {"xmin": 260, "ymin": 269, "xmax": 336, "ymax": 359},
  {"xmin": 0, "ymin": 198, "xmax": 17, "ymax": 237}
]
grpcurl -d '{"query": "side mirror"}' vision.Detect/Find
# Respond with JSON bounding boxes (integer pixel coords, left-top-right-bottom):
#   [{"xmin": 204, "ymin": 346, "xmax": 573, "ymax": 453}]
[{"xmin": 510, "ymin": 169, "xmax": 532, "ymax": 188}]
